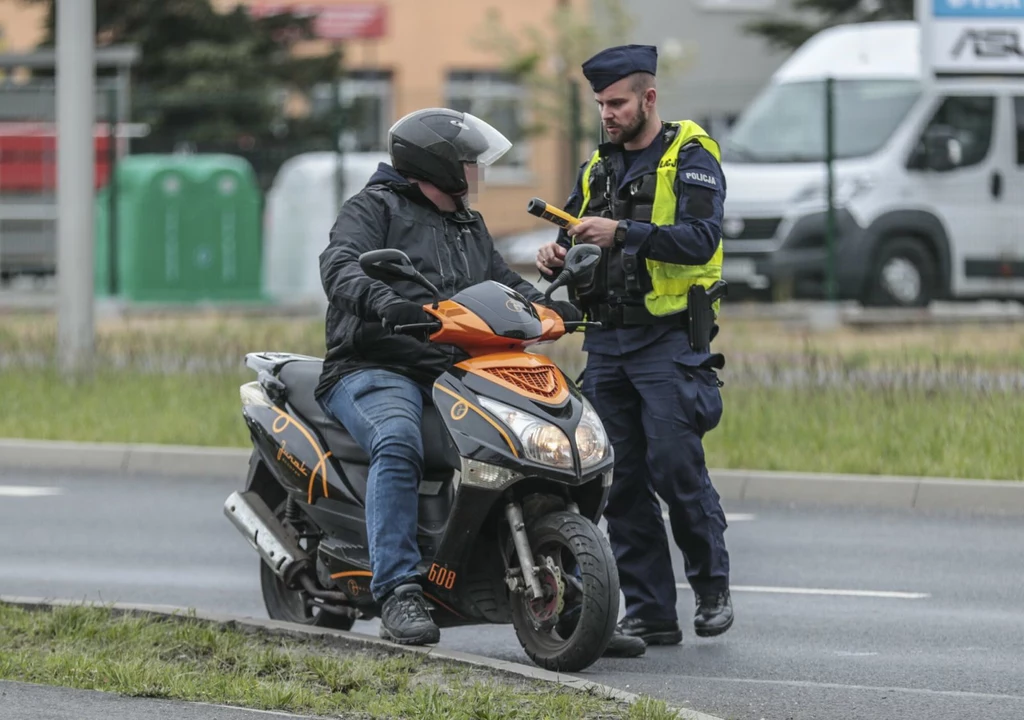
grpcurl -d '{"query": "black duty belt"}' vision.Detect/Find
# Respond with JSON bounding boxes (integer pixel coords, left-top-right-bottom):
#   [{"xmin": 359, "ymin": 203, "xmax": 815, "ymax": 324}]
[{"xmin": 590, "ymin": 303, "xmax": 689, "ymax": 328}]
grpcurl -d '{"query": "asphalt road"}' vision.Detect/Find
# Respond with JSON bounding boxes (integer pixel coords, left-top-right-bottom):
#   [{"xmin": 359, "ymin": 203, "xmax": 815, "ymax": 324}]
[
  {"xmin": 2, "ymin": 468, "xmax": 1023, "ymax": 720},
  {"xmin": 0, "ymin": 680, "xmax": 325, "ymax": 720}
]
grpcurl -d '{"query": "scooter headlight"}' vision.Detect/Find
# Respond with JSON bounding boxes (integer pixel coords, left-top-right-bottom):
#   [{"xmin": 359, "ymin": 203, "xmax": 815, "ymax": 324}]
[
  {"xmin": 479, "ymin": 397, "xmax": 573, "ymax": 469},
  {"xmin": 576, "ymin": 397, "xmax": 610, "ymax": 469}
]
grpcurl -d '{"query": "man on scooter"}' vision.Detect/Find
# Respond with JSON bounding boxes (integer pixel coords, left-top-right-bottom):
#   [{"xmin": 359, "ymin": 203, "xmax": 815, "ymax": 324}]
[{"xmin": 313, "ymin": 108, "xmax": 647, "ymax": 654}]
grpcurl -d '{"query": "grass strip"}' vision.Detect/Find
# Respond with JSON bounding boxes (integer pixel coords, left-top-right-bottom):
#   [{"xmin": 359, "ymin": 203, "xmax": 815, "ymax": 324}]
[
  {"xmin": 1, "ymin": 367, "xmax": 1022, "ymax": 479},
  {"xmin": 4, "ymin": 313, "xmax": 1024, "ymax": 373},
  {"xmin": 0, "ymin": 603, "xmax": 680, "ymax": 720}
]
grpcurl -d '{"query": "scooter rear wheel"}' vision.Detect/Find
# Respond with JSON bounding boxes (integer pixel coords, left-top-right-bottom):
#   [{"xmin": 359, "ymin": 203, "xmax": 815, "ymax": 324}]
[
  {"xmin": 510, "ymin": 510, "xmax": 619, "ymax": 672},
  {"xmin": 260, "ymin": 499, "xmax": 356, "ymax": 631}
]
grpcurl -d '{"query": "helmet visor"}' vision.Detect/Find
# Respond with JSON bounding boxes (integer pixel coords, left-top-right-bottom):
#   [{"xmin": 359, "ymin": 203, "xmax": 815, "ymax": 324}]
[{"xmin": 454, "ymin": 112, "xmax": 512, "ymax": 167}]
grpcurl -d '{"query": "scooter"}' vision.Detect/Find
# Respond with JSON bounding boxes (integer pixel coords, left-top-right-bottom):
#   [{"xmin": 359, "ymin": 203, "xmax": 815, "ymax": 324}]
[{"xmin": 223, "ymin": 242, "xmax": 621, "ymax": 672}]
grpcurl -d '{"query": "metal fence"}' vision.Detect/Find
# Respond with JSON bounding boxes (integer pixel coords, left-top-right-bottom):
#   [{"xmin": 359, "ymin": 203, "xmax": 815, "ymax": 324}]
[{"xmin": 0, "ymin": 45, "xmax": 136, "ymax": 282}]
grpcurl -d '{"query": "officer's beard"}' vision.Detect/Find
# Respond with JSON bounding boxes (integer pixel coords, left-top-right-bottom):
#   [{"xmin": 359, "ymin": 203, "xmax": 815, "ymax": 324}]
[{"xmin": 614, "ymin": 105, "xmax": 650, "ymax": 146}]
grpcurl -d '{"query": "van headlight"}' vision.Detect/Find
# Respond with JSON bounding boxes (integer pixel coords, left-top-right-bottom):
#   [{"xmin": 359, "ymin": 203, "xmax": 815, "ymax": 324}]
[
  {"xmin": 576, "ymin": 397, "xmax": 610, "ymax": 469},
  {"xmin": 478, "ymin": 396, "xmax": 609, "ymax": 471},
  {"xmin": 793, "ymin": 173, "xmax": 873, "ymax": 207}
]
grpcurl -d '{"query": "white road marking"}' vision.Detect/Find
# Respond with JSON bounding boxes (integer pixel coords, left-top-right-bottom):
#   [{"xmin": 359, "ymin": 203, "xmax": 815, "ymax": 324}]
[
  {"xmin": 662, "ymin": 511, "xmax": 756, "ymax": 522},
  {"xmin": 726, "ymin": 513, "xmax": 756, "ymax": 522},
  {"xmin": 0, "ymin": 486, "xmax": 63, "ymax": 497},
  {"xmin": 676, "ymin": 583, "xmax": 929, "ymax": 599}
]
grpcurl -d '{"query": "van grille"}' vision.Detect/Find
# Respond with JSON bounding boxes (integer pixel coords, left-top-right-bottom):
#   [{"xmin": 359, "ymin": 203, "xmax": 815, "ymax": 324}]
[{"xmin": 724, "ymin": 217, "xmax": 781, "ymax": 240}]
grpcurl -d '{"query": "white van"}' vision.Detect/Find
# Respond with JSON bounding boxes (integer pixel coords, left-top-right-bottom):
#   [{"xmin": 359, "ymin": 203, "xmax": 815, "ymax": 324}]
[{"xmin": 719, "ymin": 20, "xmax": 1024, "ymax": 307}]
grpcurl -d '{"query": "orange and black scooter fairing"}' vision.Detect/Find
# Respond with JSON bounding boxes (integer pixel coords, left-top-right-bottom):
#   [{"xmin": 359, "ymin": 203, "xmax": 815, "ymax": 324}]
[{"xmin": 224, "ymin": 242, "xmax": 621, "ymax": 674}]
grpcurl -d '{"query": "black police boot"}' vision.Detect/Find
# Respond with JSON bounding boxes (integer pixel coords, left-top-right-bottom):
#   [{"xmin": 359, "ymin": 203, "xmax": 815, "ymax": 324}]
[
  {"xmin": 618, "ymin": 616, "xmax": 683, "ymax": 646},
  {"xmin": 602, "ymin": 626, "xmax": 647, "ymax": 658},
  {"xmin": 378, "ymin": 583, "xmax": 440, "ymax": 646},
  {"xmin": 694, "ymin": 589, "xmax": 733, "ymax": 638}
]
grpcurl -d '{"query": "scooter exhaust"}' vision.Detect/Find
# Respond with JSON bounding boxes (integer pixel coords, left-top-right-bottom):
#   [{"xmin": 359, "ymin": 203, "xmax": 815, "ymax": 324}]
[{"xmin": 223, "ymin": 491, "xmax": 312, "ymax": 587}]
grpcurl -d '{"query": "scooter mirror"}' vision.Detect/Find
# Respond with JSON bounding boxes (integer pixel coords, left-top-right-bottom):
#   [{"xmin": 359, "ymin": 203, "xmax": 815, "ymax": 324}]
[
  {"xmin": 358, "ymin": 249, "xmax": 442, "ymax": 307},
  {"xmin": 359, "ymin": 249, "xmax": 416, "ymax": 282},
  {"xmin": 563, "ymin": 244, "xmax": 601, "ymax": 289},
  {"xmin": 542, "ymin": 243, "xmax": 602, "ymax": 301}
]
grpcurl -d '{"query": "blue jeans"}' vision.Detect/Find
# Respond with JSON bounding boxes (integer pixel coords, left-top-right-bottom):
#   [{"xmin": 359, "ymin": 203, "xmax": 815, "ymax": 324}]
[{"xmin": 320, "ymin": 368, "xmax": 427, "ymax": 601}]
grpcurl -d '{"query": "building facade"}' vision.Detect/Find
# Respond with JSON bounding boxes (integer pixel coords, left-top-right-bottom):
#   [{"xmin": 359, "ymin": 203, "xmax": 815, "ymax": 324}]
[
  {"xmin": 218, "ymin": 0, "xmax": 575, "ymax": 237},
  {"xmin": 0, "ymin": 0, "xmax": 809, "ymax": 239}
]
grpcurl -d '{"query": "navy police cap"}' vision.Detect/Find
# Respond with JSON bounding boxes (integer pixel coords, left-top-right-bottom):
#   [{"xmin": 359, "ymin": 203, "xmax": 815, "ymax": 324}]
[{"xmin": 581, "ymin": 44, "xmax": 658, "ymax": 92}]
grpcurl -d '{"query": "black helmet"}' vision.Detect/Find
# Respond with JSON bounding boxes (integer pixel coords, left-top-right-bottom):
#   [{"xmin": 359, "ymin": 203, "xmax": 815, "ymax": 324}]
[{"xmin": 388, "ymin": 108, "xmax": 512, "ymax": 197}]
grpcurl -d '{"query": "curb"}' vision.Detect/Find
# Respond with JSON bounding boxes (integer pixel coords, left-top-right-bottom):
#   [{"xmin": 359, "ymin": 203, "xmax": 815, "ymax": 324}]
[
  {"xmin": 1, "ymin": 437, "xmax": 1023, "ymax": 515},
  {"xmin": 707, "ymin": 468, "xmax": 1024, "ymax": 516},
  {"xmin": 0, "ymin": 595, "xmax": 723, "ymax": 720},
  {"xmin": 0, "ymin": 438, "xmax": 250, "ymax": 478}
]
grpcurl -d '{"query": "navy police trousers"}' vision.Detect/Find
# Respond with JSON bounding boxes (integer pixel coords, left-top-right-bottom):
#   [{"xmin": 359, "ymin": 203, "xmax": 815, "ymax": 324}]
[{"xmin": 581, "ymin": 328, "xmax": 730, "ymax": 623}]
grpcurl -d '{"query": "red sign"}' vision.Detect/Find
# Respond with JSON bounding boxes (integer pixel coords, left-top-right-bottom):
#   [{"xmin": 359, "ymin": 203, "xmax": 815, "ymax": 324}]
[
  {"xmin": 248, "ymin": 3, "xmax": 387, "ymax": 40},
  {"xmin": 0, "ymin": 131, "xmax": 113, "ymax": 192}
]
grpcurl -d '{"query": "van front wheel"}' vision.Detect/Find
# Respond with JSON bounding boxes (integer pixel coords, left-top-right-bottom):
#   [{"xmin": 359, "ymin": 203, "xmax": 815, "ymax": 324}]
[{"xmin": 863, "ymin": 237, "xmax": 937, "ymax": 308}]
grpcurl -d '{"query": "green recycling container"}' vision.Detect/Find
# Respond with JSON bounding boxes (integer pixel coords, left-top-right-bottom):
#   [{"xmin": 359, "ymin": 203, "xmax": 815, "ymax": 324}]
[{"xmin": 95, "ymin": 154, "xmax": 263, "ymax": 302}]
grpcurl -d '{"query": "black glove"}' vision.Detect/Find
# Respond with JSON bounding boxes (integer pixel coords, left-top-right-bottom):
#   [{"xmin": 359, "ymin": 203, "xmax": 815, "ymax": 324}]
[
  {"xmin": 380, "ymin": 301, "xmax": 433, "ymax": 334},
  {"xmin": 544, "ymin": 300, "xmax": 583, "ymax": 323}
]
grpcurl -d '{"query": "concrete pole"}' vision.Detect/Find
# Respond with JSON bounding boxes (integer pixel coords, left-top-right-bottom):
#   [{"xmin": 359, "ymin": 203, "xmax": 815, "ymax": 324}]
[{"xmin": 56, "ymin": 0, "xmax": 96, "ymax": 374}]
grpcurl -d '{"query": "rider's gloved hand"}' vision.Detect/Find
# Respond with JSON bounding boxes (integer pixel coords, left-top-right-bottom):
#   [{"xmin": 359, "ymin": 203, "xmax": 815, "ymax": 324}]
[
  {"xmin": 381, "ymin": 301, "xmax": 433, "ymax": 334},
  {"xmin": 544, "ymin": 300, "xmax": 583, "ymax": 323}
]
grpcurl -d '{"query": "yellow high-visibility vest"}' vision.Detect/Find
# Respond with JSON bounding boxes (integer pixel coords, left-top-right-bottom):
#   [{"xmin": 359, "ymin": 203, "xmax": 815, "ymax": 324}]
[{"xmin": 576, "ymin": 120, "xmax": 724, "ymax": 316}]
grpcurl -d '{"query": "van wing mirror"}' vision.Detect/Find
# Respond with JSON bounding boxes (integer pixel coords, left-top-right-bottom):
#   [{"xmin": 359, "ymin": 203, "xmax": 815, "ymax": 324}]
[{"xmin": 922, "ymin": 125, "xmax": 962, "ymax": 172}]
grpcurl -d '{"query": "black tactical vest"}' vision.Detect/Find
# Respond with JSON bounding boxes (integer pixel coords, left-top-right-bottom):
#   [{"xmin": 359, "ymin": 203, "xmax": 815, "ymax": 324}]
[{"xmin": 578, "ymin": 123, "xmax": 681, "ymax": 310}]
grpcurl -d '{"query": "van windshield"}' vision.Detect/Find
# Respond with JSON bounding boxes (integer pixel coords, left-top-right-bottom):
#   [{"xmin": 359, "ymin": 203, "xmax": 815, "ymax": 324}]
[{"xmin": 722, "ymin": 79, "xmax": 921, "ymax": 163}]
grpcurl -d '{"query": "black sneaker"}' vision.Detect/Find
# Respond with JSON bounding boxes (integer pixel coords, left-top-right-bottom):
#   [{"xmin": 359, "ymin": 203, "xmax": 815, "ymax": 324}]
[
  {"xmin": 694, "ymin": 589, "xmax": 733, "ymax": 637},
  {"xmin": 379, "ymin": 583, "xmax": 440, "ymax": 646}
]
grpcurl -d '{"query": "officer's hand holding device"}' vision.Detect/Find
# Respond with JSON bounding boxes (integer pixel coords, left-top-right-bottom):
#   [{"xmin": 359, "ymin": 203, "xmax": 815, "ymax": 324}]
[{"xmin": 567, "ymin": 217, "xmax": 619, "ymax": 249}]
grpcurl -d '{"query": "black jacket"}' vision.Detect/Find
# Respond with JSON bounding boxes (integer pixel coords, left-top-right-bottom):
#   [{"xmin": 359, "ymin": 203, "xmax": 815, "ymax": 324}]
[{"xmin": 316, "ymin": 163, "xmax": 549, "ymax": 399}]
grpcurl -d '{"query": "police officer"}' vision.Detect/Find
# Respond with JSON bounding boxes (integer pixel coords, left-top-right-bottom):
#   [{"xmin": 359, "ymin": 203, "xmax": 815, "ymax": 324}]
[{"xmin": 536, "ymin": 44, "xmax": 734, "ymax": 654}]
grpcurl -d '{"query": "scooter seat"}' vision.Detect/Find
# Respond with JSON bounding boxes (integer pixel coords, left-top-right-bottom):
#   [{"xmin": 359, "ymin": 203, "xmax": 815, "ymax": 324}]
[{"xmin": 277, "ymin": 359, "xmax": 457, "ymax": 471}]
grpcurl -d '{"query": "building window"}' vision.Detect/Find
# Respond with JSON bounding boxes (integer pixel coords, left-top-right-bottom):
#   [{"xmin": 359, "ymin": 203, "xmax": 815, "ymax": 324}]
[
  {"xmin": 446, "ymin": 70, "xmax": 529, "ymax": 181},
  {"xmin": 311, "ymin": 70, "xmax": 392, "ymax": 152}
]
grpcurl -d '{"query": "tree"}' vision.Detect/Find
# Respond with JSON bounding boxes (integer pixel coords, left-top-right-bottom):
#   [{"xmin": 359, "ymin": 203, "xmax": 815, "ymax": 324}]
[
  {"xmin": 743, "ymin": 0, "xmax": 914, "ymax": 52},
  {"xmin": 472, "ymin": 0, "xmax": 696, "ymax": 192},
  {"xmin": 20, "ymin": 0, "xmax": 342, "ymax": 161}
]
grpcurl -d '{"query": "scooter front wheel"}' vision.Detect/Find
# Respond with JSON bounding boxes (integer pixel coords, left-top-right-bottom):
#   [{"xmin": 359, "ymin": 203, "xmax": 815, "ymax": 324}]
[{"xmin": 509, "ymin": 510, "xmax": 619, "ymax": 672}]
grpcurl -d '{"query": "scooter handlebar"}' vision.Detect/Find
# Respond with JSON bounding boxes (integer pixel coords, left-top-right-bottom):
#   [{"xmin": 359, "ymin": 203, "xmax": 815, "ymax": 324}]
[
  {"xmin": 393, "ymin": 319, "xmax": 600, "ymax": 336},
  {"xmin": 392, "ymin": 321, "xmax": 443, "ymax": 335}
]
